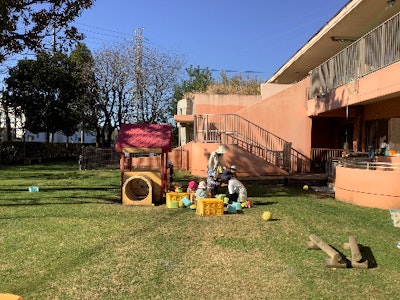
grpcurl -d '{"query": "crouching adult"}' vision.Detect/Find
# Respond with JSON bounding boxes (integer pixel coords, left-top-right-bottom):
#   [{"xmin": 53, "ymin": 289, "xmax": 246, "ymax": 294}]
[{"xmin": 224, "ymin": 172, "xmax": 247, "ymax": 204}]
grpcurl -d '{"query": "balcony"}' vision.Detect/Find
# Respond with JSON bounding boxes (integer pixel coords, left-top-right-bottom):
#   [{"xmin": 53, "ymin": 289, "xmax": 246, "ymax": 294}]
[{"xmin": 309, "ymin": 12, "xmax": 400, "ymax": 99}]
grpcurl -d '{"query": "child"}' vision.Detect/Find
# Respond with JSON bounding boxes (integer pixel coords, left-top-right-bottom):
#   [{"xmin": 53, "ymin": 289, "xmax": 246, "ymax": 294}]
[
  {"xmin": 206, "ymin": 170, "xmax": 220, "ymax": 197},
  {"xmin": 187, "ymin": 181, "xmax": 198, "ymax": 193},
  {"xmin": 195, "ymin": 181, "xmax": 207, "ymax": 200},
  {"xmin": 167, "ymin": 161, "xmax": 174, "ymax": 188}
]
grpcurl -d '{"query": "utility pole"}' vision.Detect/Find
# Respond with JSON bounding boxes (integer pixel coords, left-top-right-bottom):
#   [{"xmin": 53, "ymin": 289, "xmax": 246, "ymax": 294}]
[
  {"xmin": 52, "ymin": 26, "xmax": 56, "ymax": 53},
  {"xmin": 134, "ymin": 28, "xmax": 144, "ymax": 123}
]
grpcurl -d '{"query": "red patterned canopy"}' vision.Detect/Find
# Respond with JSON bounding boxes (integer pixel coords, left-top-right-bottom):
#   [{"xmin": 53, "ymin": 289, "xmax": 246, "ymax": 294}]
[{"xmin": 115, "ymin": 124, "xmax": 172, "ymax": 153}]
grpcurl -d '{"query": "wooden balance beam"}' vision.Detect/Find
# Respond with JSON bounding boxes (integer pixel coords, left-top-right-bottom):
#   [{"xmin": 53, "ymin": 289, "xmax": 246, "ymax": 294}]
[
  {"xmin": 343, "ymin": 236, "xmax": 368, "ymax": 269},
  {"xmin": 308, "ymin": 234, "xmax": 349, "ymax": 268}
]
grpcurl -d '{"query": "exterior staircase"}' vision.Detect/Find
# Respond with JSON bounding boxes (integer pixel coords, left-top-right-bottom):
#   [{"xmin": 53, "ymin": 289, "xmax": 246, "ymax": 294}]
[{"xmin": 194, "ymin": 114, "xmax": 311, "ymax": 173}]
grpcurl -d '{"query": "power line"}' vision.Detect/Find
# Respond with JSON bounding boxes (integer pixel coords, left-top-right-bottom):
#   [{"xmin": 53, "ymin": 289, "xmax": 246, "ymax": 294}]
[{"xmin": 75, "ymin": 22, "xmax": 132, "ymax": 37}]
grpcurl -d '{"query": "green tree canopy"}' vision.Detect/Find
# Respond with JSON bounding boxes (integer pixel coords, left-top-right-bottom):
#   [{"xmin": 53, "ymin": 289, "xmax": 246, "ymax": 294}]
[
  {"xmin": 0, "ymin": 0, "xmax": 95, "ymax": 62},
  {"xmin": 173, "ymin": 65, "xmax": 214, "ymax": 100},
  {"xmin": 69, "ymin": 43, "xmax": 99, "ymax": 142},
  {"xmin": 172, "ymin": 65, "xmax": 214, "ymax": 115},
  {"xmin": 5, "ymin": 51, "xmax": 82, "ymax": 140}
]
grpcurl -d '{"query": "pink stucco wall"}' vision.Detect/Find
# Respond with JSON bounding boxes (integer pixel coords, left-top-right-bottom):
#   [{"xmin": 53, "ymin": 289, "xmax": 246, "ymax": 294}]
[
  {"xmin": 335, "ymin": 166, "xmax": 400, "ymax": 210},
  {"xmin": 363, "ymin": 97, "xmax": 400, "ymax": 121},
  {"xmin": 237, "ymin": 78, "xmax": 312, "ymax": 159},
  {"xmin": 194, "ymin": 94, "xmax": 261, "ymax": 115}
]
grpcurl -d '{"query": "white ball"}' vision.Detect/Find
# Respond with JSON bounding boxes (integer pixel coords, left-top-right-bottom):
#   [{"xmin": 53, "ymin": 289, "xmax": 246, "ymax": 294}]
[{"xmin": 397, "ymin": 241, "xmax": 400, "ymax": 249}]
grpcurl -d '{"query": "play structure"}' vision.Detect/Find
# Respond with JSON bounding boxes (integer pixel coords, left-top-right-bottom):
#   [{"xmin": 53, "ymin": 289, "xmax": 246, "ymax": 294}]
[
  {"xmin": 115, "ymin": 124, "xmax": 173, "ymax": 206},
  {"xmin": 306, "ymin": 234, "xmax": 369, "ymax": 269}
]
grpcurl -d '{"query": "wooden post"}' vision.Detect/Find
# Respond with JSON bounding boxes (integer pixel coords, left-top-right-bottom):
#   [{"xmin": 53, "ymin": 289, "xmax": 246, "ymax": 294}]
[
  {"xmin": 309, "ymin": 234, "xmax": 349, "ymax": 268},
  {"xmin": 309, "ymin": 234, "xmax": 341, "ymax": 262},
  {"xmin": 348, "ymin": 236, "xmax": 362, "ymax": 262},
  {"xmin": 120, "ymin": 152, "xmax": 125, "ymax": 202},
  {"xmin": 323, "ymin": 258, "xmax": 348, "ymax": 268},
  {"xmin": 343, "ymin": 236, "xmax": 368, "ymax": 269},
  {"xmin": 305, "ymin": 240, "xmax": 321, "ymax": 250}
]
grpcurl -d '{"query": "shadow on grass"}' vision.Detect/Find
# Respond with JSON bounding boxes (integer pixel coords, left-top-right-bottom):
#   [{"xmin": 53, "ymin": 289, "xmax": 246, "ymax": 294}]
[
  {"xmin": 250, "ymin": 201, "xmax": 278, "ymax": 206},
  {"xmin": 360, "ymin": 245, "xmax": 378, "ymax": 269},
  {"xmin": 0, "ymin": 187, "xmax": 120, "ymax": 192},
  {"xmin": 332, "ymin": 244, "xmax": 377, "ymax": 269},
  {"xmin": 268, "ymin": 218, "xmax": 281, "ymax": 222},
  {"xmin": 0, "ymin": 199, "xmax": 121, "ymax": 207}
]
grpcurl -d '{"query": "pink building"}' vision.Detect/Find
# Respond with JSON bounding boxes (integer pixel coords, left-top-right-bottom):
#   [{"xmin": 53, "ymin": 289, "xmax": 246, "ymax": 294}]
[{"xmin": 174, "ymin": 0, "xmax": 400, "ymax": 209}]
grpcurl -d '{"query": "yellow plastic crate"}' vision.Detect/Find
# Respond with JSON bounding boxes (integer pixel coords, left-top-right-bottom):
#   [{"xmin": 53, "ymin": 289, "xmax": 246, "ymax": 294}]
[
  {"xmin": 196, "ymin": 198, "xmax": 224, "ymax": 216},
  {"xmin": 166, "ymin": 192, "xmax": 189, "ymax": 208}
]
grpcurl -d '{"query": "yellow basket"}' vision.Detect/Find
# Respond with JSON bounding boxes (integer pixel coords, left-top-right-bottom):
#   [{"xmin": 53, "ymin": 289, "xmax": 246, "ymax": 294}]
[
  {"xmin": 196, "ymin": 198, "xmax": 224, "ymax": 216},
  {"xmin": 166, "ymin": 192, "xmax": 189, "ymax": 208}
]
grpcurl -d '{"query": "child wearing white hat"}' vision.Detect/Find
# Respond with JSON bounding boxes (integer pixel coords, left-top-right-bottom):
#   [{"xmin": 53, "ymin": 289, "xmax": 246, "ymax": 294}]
[{"xmin": 196, "ymin": 181, "xmax": 207, "ymax": 200}]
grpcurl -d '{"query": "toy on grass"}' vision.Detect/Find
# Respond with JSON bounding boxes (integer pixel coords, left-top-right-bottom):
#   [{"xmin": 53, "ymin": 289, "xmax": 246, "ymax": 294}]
[
  {"xmin": 303, "ymin": 185, "xmax": 309, "ymax": 190},
  {"xmin": 262, "ymin": 211, "xmax": 272, "ymax": 221},
  {"xmin": 181, "ymin": 196, "xmax": 191, "ymax": 208},
  {"xmin": 397, "ymin": 241, "xmax": 400, "ymax": 249},
  {"xmin": 174, "ymin": 185, "xmax": 183, "ymax": 192},
  {"xmin": 241, "ymin": 200, "xmax": 251, "ymax": 208}
]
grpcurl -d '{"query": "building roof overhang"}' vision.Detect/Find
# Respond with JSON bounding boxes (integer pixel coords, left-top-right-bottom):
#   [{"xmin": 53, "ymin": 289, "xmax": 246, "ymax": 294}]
[{"xmin": 268, "ymin": 0, "xmax": 400, "ymax": 84}]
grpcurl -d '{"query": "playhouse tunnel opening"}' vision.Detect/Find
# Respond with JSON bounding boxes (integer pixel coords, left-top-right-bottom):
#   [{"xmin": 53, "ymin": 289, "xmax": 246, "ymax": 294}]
[{"xmin": 124, "ymin": 176, "xmax": 151, "ymax": 201}]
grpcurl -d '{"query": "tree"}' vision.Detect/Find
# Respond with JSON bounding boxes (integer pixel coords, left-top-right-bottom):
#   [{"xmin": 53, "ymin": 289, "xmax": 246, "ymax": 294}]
[
  {"xmin": 207, "ymin": 71, "xmax": 261, "ymax": 95},
  {"xmin": 0, "ymin": 91, "xmax": 15, "ymax": 142},
  {"xmin": 5, "ymin": 51, "xmax": 81, "ymax": 141},
  {"xmin": 69, "ymin": 43, "xmax": 99, "ymax": 143},
  {"xmin": 0, "ymin": 0, "xmax": 95, "ymax": 63},
  {"xmin": 91, "ymin": 42, "xmax": 184, "ymax": 146},
  {"xmin": 172, "ymin": 65, "xmax": 214, "ymax": 115},
  {"xmin": 93, "ymin": 43, "xmax": 133, "ymax": 147},
  {"xmin": 174, "ymin": 65, "xmax": 214, "ymax": 98},
  {"xmin": 135, "ymin": 46, "xmax": 184, "ymax": 124}
]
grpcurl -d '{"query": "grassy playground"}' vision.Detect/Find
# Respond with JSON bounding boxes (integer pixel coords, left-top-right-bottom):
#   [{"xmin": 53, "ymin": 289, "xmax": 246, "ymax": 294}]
[{"xmin": 0, "ymin": 162, "xmax": 399, "ymax": 299}]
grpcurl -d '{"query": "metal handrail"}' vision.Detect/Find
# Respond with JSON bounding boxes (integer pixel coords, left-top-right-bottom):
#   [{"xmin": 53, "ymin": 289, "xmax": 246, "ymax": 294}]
[
  {"xmin": 339, "ymin": 159, "xmax": 400, "ymax": 172},
  {"xmin": 194, "ymin": 114, "xmax": 311, "ymax": 172}
]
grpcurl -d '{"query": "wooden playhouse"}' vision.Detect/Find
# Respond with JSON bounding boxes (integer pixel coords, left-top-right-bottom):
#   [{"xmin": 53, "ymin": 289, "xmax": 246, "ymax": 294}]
[{"xmin": 115, "ymin": 123, "xmax": 173, "ymax": 205}]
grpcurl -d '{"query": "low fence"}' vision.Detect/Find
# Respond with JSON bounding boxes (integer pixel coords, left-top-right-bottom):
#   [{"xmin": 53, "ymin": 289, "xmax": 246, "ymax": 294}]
[
  {"xmin": 311, "ymin": 148, "xmax": 343, "ymax": 173},
  {"xmin": 339, "ymin": 159, "xmax": 400, "ymax": 172},
  {"xmin": 325, "ymin": 155, "xmax": 400, "ymax": 181},
  {"xmin": 0, "ymin": 141, "xmax": 84, "ymax": 164},
  {"xmin": 81, "ymin": 147, "xmax": 189, "ymax": 171},
  {"xmin": 81, "ymin": 147, "xmax": 120, "ymax": 170}
]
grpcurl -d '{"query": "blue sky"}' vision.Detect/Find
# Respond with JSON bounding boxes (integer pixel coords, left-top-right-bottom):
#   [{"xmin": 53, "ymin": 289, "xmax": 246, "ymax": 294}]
[
  {"xmin": 73, "ymin": 0, "xmax": 349, "ymax": 80},
  {"xmin": 1, "ymin": 0, "xmax": 349, "ymax": 84}
]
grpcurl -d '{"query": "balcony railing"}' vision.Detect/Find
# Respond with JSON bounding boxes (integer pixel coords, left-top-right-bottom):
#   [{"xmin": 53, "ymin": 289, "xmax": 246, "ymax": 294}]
[
  {"xmin": 340, "ymin": 159, "xmax": 400, "ymax": 172},
  {"xmin": 310, "ymin": 11, "xmax": 400, "ymax": 99}
]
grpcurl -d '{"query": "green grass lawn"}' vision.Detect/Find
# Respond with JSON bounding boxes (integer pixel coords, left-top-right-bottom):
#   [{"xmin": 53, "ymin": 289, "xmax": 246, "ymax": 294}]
[{"xmin": 1, "ymin": 162, "xmax": 399, "ymax": 299}]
